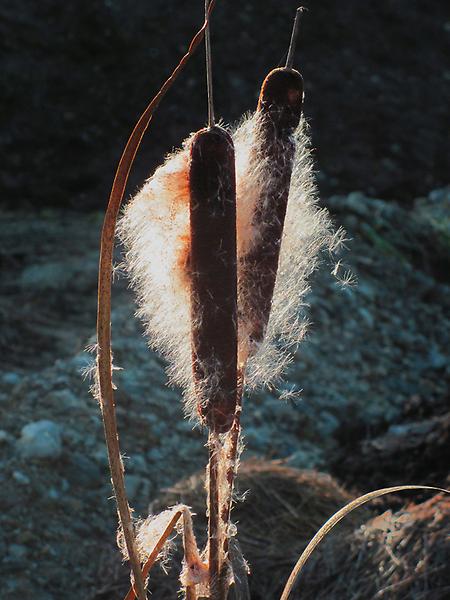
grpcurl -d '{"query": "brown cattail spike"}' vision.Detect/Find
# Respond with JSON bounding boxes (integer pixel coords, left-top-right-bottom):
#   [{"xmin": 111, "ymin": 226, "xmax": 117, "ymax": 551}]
[
  {"xmin": 257, "ymin": 67, "xmax": 304, "ymax": 131},
  {"xmin": 189, "ymin": 126, "xmax": 237, "ymax": 434},
  {"xmin": 241, "ymin": 65, "xmax": 303, "ymax": 348}
]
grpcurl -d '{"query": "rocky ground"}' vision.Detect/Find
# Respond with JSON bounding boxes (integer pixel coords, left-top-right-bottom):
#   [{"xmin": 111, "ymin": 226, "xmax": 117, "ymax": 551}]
[{"xmin": 0, "ymin": 186, "xmax": 449, "ymax": 598}]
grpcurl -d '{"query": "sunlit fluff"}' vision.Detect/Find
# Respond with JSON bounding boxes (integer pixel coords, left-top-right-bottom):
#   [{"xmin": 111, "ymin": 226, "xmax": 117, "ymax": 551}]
[
  {"xmin": 117, "ymin": 137, "xmax": 195, "ymax": 412},
  {"xmin": 118, "ymin": 115, "xmax": 344, "ymax": 415},
  {"xmin": 234, "ymin": 113, "xmax": 345, "ymax": 389}
]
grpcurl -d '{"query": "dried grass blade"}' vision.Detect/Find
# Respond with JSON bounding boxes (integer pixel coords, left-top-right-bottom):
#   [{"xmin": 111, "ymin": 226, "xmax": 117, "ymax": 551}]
[
  {"xmin": 124, "ymin": 509, "xmax": 183, "ymax": 600},
  {"xmin": 96, "ymin": 4, "xmax": 216, "ymax": 599},
  {"xmin": 279, "ymin": 485, "xmax": 449, "ymax": 600}
]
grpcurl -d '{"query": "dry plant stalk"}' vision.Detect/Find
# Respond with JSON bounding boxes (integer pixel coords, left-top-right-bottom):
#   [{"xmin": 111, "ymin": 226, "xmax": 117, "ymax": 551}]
[
  {"xmin": 95, "ymin": 3, "xmax": 216, "ymax": 599},
  {"xmin": 280, "ymin": 485, "xmax": 450, "ymax": 600}
]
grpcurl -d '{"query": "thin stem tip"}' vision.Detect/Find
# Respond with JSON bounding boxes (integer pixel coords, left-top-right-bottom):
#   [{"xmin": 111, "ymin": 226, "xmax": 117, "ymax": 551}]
[
  {"xmin": 285, "ymin": 6, "xmax": 306, "ymax": 69},
  {"xmin": 205, "ymin": 0, "xmax": 215, "ymax": 128}
]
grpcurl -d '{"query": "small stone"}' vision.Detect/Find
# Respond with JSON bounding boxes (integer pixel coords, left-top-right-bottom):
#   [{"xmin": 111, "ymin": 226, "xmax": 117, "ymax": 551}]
[
  {"xmin": 2, "ymin": 372, "xmax": 20, "ymax": 386},
  {"xmin": 147, "ymin": 447, "xmax": 164, "ymax": 463},
  {"xmin": 46, "ymin": 389, "xmax": 80, "ymax": 410},
  {"xmin": 8, "ymin": 544, "xmax": 28, "ymax": 559},
  {"xmin": 0, "ymin": 430, "xmax": 13, "ymax": 445},
  {"xmin": 12, "ymin": 470, "xmax": 30, "ymax": 485},
  {"xmin": 317, "ymin": 411, "xmax": 340, "ymax": 437},
  {"xmin": 128, "ymin": 454, "xmax": 147, "ymax": 473},
  {"xmin": 358, "ymin": 280, "xmax": 376, "ymax": 302},
  {"xmin": 287, "ymin": 443, "xmax": 325, "ymax": 469},
  {"xmin": 47, "ymin": 488, "xmax": 60, "ymax": 500},
  {"xmin": 358, "ymin": 307, "xmax": 375, "ymax": 329},
  {"xmin": 346, "ymin": 191, "xmax": 370, "ymax": 217},
  {"xmin": 68, "ymin": 453, "xmax": 101, "ymax": 487},
  {"xmin": 428, "ymin": 187, "xmax": 449, "ymax": 203},
  {"xmin": 428, "ymin": 348, "xmax": 447, "ymax": 370},
  {"xmin": 92, "ymin": 445, "xmax": 109, "ymax": 469},
  {"xmin": 17, "ymin": 420, "xmax": 63, "ymax": 460}
]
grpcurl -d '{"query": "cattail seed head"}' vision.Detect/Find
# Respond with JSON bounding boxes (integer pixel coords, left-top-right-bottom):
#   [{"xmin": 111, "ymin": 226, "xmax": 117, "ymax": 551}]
[
  {"xmin": 234, "ymin": 111, "xmax": 345, "ymax": 389},
  {"xmin": 119, "ymin": 92, "xmax": 344, "ymax": 412},
  {"xmin": 189, "ymin": 126, "xmax": 238, "ymax": 434},
  {"xmin": 257, "ymin": 67, "xmax": 304, "ymax": 134},
  {"xmin": 238, "ymin": 67, "xmax": 304, "ymax": 358}
]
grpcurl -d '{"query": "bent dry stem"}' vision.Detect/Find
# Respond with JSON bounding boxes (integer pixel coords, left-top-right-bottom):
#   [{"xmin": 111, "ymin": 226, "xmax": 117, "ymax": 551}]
[{"xmin": 96, "ymin": 4, "xmax": 216, "ymax": 598}]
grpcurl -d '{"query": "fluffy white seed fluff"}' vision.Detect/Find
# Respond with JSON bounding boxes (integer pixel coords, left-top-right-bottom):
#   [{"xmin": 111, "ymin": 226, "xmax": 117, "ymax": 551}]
[
  {"xmin": 234, "ymin": 114, "xmax": 345, "ymax": 389},
  {"xmin": 117, "ymin": 137, "xmax": 195, "ymax": 413},
  {"xmin": 118, "ymin": 115, "xmax": 344, "ymax": 413}
]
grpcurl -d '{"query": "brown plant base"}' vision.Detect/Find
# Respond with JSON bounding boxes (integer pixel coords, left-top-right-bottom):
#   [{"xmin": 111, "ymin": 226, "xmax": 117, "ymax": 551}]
[
  {"xmin": 91, "ymin": 460, "xmax": 361, "ymax": 599},
  {"xmin": 93, "ymin": 463, "xmax": 449, "ymax": 599}
]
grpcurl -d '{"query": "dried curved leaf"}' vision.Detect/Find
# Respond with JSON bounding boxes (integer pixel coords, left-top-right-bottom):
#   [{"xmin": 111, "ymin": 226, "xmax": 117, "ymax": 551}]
[
  {"xmin": 95, "ymin": 4, "xmax": 216, "ymax": 600},
  {"xmin": 280, "ymin": 485, "xmax": 449, "ymax": 600},
  {"xmin": 124, "ymin": 509, "xmax": 183, "ymax": 600}
]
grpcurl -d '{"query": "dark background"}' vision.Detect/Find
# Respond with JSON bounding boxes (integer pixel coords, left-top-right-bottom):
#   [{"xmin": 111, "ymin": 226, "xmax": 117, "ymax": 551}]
[{"xmin": 1, "ymin": 0, "xmax": 449, "ymax": 211}]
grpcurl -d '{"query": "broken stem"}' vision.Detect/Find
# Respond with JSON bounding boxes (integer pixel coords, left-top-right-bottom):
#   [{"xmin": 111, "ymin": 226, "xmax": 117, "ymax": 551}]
[{"xmin": 182, "ymin": 507, "xmax": 202, "ymax": 600}]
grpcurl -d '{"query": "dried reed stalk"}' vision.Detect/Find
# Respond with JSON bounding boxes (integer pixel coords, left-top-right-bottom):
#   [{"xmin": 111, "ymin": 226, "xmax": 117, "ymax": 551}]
[
  {"xmin": 280, "ymin": 485, "xmax": 450, "ymax": 600},
  {"xmin": 96, "ymin": 4, "xmax": 216, "ymax": 598}
]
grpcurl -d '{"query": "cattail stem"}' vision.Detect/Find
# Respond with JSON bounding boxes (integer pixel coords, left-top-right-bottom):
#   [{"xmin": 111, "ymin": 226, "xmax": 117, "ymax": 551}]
[
  {"xmin": 286, "ymin": 7, "xmax": 305, "ymax": 69},
  {"xmin": 216, "ymin": 372, "xmax": 244, "ymax": 598},
  {"xmin": 205, "ymin": 0, "xmax": 215, "ymax": 128},
  {"xmin": 208, "ymin": 433, "xmax": 222, "ymax": 600},
  {"xmin": 221, "ymin": 371, "xmax": 244, "ymax": 542},
  {"xmin": 189, "ymin": 124, "xmax": 237, "ymax": 599},
  {"xmin": 96, "ymin": 6, "xmax": 216, "ymax": 599}
]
